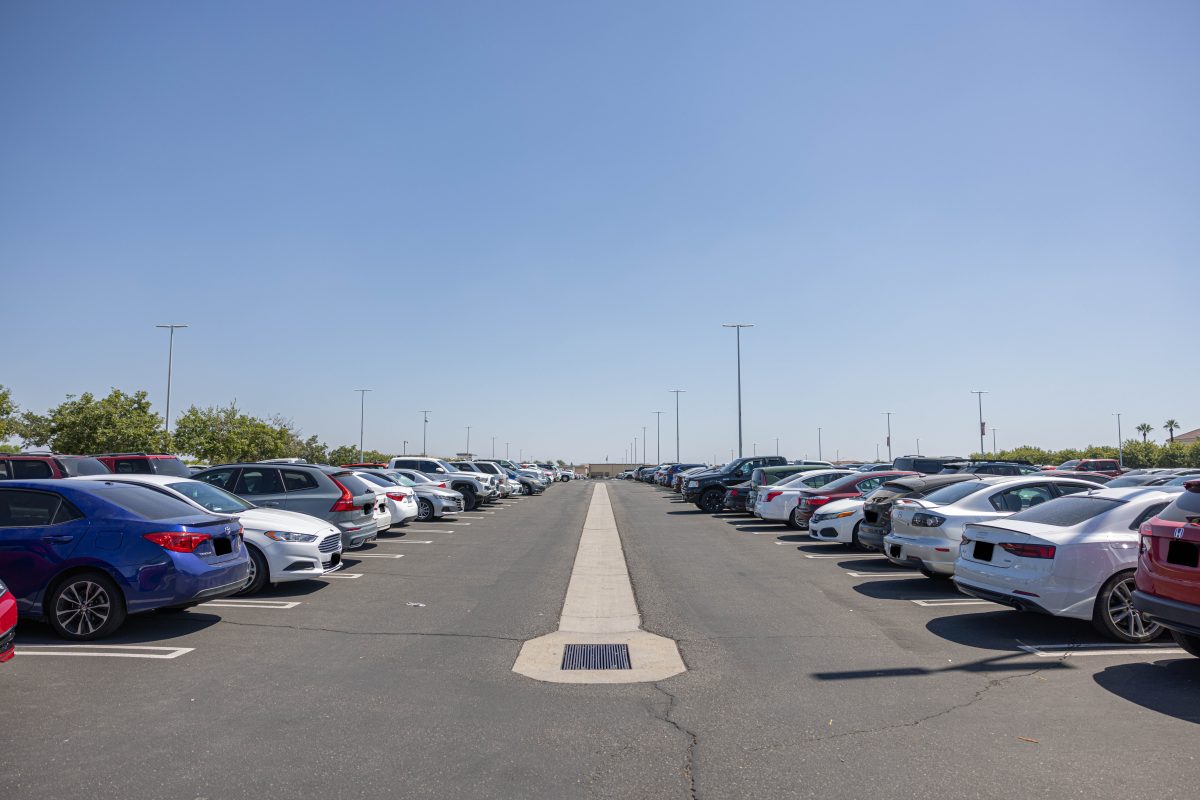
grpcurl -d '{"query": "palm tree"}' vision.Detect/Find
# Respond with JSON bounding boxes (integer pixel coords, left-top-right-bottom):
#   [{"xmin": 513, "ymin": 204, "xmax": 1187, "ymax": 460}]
[
  {"xmin": 1136, "ymin": 423, "xmax": 1153, "ymax": 443},
  {"xmin": 1164, "ymin": 419, "xmax": 1180, "ymax": 443}
]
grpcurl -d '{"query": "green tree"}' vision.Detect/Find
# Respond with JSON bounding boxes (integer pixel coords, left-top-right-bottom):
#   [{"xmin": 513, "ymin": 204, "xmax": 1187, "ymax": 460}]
[
  {"xmin": 173, "ymin": 403, "xmax": 293, "ymax": 464},
  {"xmin": 1121, "ymin": 440, "xmax": 1158, "ymax": 469},
  {"xmin": 17, "ymin": 389, "xmax": 163, "ymax": 453},
  {"xmin": 0, "ymin": 385, "xmax": 16, "ymax": 440},
  {"xmin": 1164, "ymin": 419, "xmax": 1180, "ymax": 443},
  {"xmin": 1158, "ymin": 442, "xmax": 1190, "ymax": 468},
  {"xmin": 1136, "ymin": 423, "xmax": 1153, "ymax": 443}
]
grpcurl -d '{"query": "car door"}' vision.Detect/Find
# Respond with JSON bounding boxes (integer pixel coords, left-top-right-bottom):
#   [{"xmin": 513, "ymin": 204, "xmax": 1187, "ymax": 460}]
[
  {"xmin": 278, "ymin": 469, "xmax": 328, "ymax": 516},
  {"xmin": 0, "ymin": 489, "xmax": 91, "ymax": 611},
  {"xmin": 232, "ymin": 467, "xmax": 286, "ymax": 508}
]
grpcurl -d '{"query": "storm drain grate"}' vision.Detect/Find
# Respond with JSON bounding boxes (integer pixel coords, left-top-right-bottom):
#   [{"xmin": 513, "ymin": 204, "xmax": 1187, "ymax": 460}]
[{"xmin": 561, "ymin": 644, "xmax": 632, "ymax": 670}]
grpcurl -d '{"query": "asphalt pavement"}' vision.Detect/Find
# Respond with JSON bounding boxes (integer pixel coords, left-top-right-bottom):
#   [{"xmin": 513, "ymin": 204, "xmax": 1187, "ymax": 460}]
[{"xmin": 2, "ymin": 480, "xmax": 1197, "ymax": 799}]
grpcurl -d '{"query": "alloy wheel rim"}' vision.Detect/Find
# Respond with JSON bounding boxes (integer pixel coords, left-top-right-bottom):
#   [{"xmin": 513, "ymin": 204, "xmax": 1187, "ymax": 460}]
[
  {"xmin": 56, "ymin": 581, "xmax": 111, "ymax": 636},
  {"xmin": 1108, "ymin": 577, "xmax": 1159, "ymax": 639}
]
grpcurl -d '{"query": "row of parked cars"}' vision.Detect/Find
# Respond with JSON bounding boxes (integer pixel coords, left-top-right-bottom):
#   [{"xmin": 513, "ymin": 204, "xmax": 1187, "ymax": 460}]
[
  {"xmin": 0, "ymin": 451, "xmax": 566, "ymax": 653},
  {"xmin": 628, "ymin": 455, "xmax": 1200, "ymax": 658}
]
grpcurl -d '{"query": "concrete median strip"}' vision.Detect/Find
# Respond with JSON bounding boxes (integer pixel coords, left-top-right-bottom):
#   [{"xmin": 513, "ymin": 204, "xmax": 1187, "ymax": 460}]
[{"xmin": 512, "ymin": 484, "xmax": 686, "ymax": 684}]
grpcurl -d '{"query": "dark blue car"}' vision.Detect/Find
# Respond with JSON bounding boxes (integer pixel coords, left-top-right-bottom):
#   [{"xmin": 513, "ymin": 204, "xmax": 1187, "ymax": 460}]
[{"xmin": 0, "ymin": 480, "xmax": 250, "ymax": 640}]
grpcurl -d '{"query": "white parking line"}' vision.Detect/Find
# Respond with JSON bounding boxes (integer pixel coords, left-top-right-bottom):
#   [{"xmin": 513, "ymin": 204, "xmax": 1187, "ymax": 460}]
[
  {"xmin": 371, "ymin": 540, "xmax": 433, "ymax": 544},
  {"xmin": 16, "ymin": 644, "xmax": 194, "ymax": 659},
  {"xmin": 348, "ymin": 553, "xmax": 405, "ymax": 559},
  {"xmin": 910, "ymin": 598, "xmax": 996, "ymax": 607},
  {"xmin": 321, "ymin": 572, "xmax": 364, "ymax": 579},
  {"xmin": 1018, "ymin": 643, "xmax": 1189, "ymax": 658},
  {"xmin": 407, "ymin": 529, "xmax": 455, "ymax": 533},
  {"xmin": 205, "ymin": 599, "xmax": 300, "ymax": 609},
  {"xmin": 752, "ymin": 531, "xmax": 788, "ymax": 535},
  {"xmin": 804, "ymin": 553, "xmax": 887, "ymax": 559},
  {"xmin": 844, "ymin": 570, "xmax": 919, "ymax": 578}
]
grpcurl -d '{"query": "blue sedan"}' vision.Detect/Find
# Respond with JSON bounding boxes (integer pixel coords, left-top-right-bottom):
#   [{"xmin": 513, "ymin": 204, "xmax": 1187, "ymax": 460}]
[{"xmin": 0, "ymin": 480, "xmax": 250, "ymax": 640}]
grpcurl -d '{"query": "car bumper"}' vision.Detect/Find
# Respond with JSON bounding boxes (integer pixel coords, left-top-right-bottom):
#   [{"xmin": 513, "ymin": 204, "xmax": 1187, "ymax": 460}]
[
  {"xmin": 264, "ymin": 533, "xmax": 344, "ymax": 583},
  {"xmin": 883, "ymin": 534, "xmax": 956, "ymax": 574},
  {"xmin": 857, "ymin": 522, "xmax": 888, "ymax": 551},
  {"xmin": 954, "ymin": 578, "xmax": 1054, "ymax": 615},
  {"xmin": 1132, "ymin": 590, "xmax": 1200, "ymax": 638},
  {"xmin": 338, "ymin": 521, "xmax": 379, "ymax": 549},
  {"xmin": 809, "ymin": 516, "xmax": 858, "ymax": 544},
  {"xmin": 125, "ymin": 553, "xmax": 252, "ymax": 614},
  {"xmin": 0, "ymin": 592, "xmax": 17, "ymax": 663}
]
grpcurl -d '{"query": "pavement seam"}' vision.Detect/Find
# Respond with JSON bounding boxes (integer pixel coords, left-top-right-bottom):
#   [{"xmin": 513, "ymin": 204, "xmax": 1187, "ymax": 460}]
[{"xmin": 651, "ymin": 682, "xmax": 700, "ymax": 800}]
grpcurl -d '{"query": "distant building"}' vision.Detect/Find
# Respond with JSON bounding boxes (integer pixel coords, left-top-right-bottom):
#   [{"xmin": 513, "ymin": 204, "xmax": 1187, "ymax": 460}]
[
  {"xmin": 580, "ymin": 463, "xmax": 645, "ymax": 479},
  {"xmin": 1173, "ymin": 427, "xmax": 1200, "ymax": 445}
]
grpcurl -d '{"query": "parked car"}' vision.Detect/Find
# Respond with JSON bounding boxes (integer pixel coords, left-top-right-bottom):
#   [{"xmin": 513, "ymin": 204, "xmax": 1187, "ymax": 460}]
[
  {"xmin": 858, "ymin": 474, "xmax": 983, "ymax": 551},
  {"xmin": 790, "ymin": 471, "xmax": 916, "ymax": 531},
  {"xmin": 388, "ymin": 457, "xmax": 492, "ymax": 510},
  {"xmin": 1051, "ymin": 458, "xmax": 1125, "ymax": 477},
  {"xmin": 0, "ymin": 578, "xmax": 16, "ymax": 662},
  {"xmin": 193, "ymin": 463, "xmax": 380, "ymax": 549},
  {"xmin": 685, "ymin": 456, "xmax": 788, "ymax": 511},
  {"xmin": 451, "ymin": 462, "xmax": 506, "ymax": 498},
  {"xmin": 726, "ymin": 465, "xmax": 823, "ymax": 514},
  {"xmin": 77, "ymin": 474, "xmax": 345, "ymax": 595},
  {"xmin": 1132, "ymin": 480, "xmax": 1200, "ymax": 658},
  {"xmin": 353, "ymin": 471, "xmax": 418, "ymax": 527},
  {"xmin": 754, "ymin": 470, "xmax": 854, "ymax": 523},
  {"xmin": 0, "ymin": 453, "xmax": 111, "ymax": 479},
  {"xmin": 808, "ymin": 497, "xmax": 868, "ymax": 546},
  {"xmin": 673, "ymin": 466, "xmax": 709, "ymax": 493},
  {"xmin": 0, "ymin": 480, "xmax": 250, "ymax": 639},
  {"xmin": 381, "ymin": 469, "xmax": 466, "ymax": 518},
  {"xmin": 891, "ymin": 455, "xmax": 966, "ymax": 473},
  {"xmin": 954, "ymin": 486, "xmax": 1180, "ymax": 642},
  {"xmin": 883, "ymin": 476, "xmax": 1096, "ymax": 579},
  {"xmin": 91, "ymin": 453, "xmax": 193, "ymax": 477},
  {"xmin": 940, "ymin": 460, "xmax": 1041, "ymax": 476},
  {"xmin": 1038, "ymin": 470, "xmax": 1113, "ymax": 485}
]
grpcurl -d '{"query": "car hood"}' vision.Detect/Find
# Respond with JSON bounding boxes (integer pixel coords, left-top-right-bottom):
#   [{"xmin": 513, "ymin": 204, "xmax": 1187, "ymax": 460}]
[
  {"xmin": 238, "ymin": 508, "xmax": 339, "ymax": 535},
  {"xmin": 818, "ymin": 498, "xmax": 865, "ymax": 514}
]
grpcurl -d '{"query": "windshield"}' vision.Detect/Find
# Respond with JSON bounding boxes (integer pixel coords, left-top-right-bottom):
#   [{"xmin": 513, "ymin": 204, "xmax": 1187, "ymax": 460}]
[
  {"xmin": 394, "ymin": 471, "xmax": 433, "ymax": 485},
  {"xmin": 357, "ymin": 472, "xmax": 398, "ymax": 488},
  {"xmin": 1058, "ymin": 460, "xmax": 1080, "ymax": 469},
  {"xmin": 383, "ymin": 473, "xmax": 416, "ymax": 487},
  {"xmin": 1006, "ymin": 495, "xmax": 1124, "ymax": 526},
  {"xmin": 920, "ymin": 480, "xmax": 990, "ymax": 505},
  {"xmin": 437, "ymin": 460, "xmax": 461, "ymax": 472},
  {"xmin": 166, "ymin": 480, "xmax": 255, "ymax": 514}
]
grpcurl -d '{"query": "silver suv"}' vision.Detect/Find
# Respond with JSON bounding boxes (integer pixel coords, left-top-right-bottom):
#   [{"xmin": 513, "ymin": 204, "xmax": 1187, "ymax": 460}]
[
  {"xmin": 193, "ymin": 463, "xmax": 380, "ymax": 549},
  {"xmin": 387, "ymin": 457, "xmax": 492, "ymax": 511}
]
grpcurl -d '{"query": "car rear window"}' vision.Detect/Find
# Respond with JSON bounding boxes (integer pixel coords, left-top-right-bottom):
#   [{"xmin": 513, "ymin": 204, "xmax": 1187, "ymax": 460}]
[
  {"xmin": 8, "ymin": 459, "xmax": 54, "ymax": 479},
  {"xmin": 63, "ymin": 457, "xmax": 110, "ymax": 476},
  {"xmin": 92, "ymin": 482, "xmax": 213, "ymax": 520},
  {"xmin": 151, "ymin": 457, "xmax": 193, "ymax": 478},
  {"xmin": 921, "ymin": 480, "xmax": 990, "ymax": 505},
  {"xmin": 866, "ymin": 483, "xmax": 911, "ymax": 503},
  {"xmin": 357, "ymin": 472, "xmax": 395, "ymax": 488},
  {"xmin": 1007, "ymin": 495, "xmax": 1124, "ymax": 526},
  {"xmin": 1158, "ymin": 489, "xmax": 1200, "ymax": 523},
  {"xmin": 332, "ymin": 472, "xmax": 374, "ymax": 497}
]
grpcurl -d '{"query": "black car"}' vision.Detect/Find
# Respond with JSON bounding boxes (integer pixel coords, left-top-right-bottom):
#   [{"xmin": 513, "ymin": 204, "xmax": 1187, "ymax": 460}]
[
  {"xmin": 857, "ymin": 474, "xmax": 982, "ymax": 551},
  {"xmin": 939, "ymin": 460, "xmax": 1040, "ymax": 476},
  {"xmin": 684, "ymin": 456, "xmax": 787, "ymax": 512},
  {"xmin": 891, "ymin": 455, "xmax": 966, "ymax": 473}
]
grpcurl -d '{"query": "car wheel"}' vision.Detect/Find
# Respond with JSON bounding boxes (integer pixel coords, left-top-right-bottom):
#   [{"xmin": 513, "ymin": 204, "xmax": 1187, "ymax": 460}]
[
  {"xmin": 48, "ymin": 572, "xmax": 126, "ymax": 640},
  {"xmin": 786, "ymin": 506, "xmax": 804, "ymax": 530},
  {"xmin": 417, "ymin": 498, "xmax": 435, "ymax": 521},
  {"xmin": 1092, "ymin": 571, "xmax": 1163, "ymax": 643},
  {"xmin": 238, "ymin": 545, "xmax": 269, "ymax": 596},
  {"xmin": 699, "ymin": 488, "xmax": 725, "ymax": 513},
  {"xmin": 459, "ymin": 487, "xmax": 478, "ymax": 511},
  {"xmin": 849, "ymin": 522, "xmax": 862, "ymax": 550},
  {"xmin": 1171, "ymin": 631, "xmax": 1200, "ymax": 658}
]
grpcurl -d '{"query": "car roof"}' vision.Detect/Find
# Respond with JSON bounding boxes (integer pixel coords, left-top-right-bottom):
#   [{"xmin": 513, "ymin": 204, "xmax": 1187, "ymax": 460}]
[
  {"xmin": 1074, "ymin": 486, "xmax": 1183, "ymax": 502},
  {"xmin": 880, "ymin": 474, "xmax": 980, "ymax": 490},
  {"xmin": 73, "ymin": 474, "xmax": 186, "ymax": 486}
]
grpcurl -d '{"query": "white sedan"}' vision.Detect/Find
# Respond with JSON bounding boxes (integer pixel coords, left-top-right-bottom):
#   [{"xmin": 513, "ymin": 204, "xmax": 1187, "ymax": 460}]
[
  {"xmin": 75, "ymin": 473, "xmax": 343, "ymax": 594},
  {"xmin": 808, "ymin": 497, "xmax": 867, "ymax": 546},
  {"xmin": 754, "ymin": 470, "xmax": 853, "ymax": 523},
  {"xmin": 883, "ymin": 476, "xmax": 1096, "ymax": 579},
  {"xmin": 354, "ymin": 471, "xmax": 419, "ymax": 528},
  {"xmin": 954, "ymin": 486, "xmax": 1180, "ymax": 642}
]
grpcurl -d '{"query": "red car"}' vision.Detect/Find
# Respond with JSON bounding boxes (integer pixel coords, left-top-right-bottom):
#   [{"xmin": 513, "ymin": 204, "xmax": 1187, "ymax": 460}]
[
  {"xmin": 0, "ymin": 453, "xmax": 110, "ymax": 480},
  {"xmin": 787, "ymin": 471, "xmax": 917, "ymax": 530},
  {"xmin": 91, "ymin": 453, "xmax": 192, "ymax": 477},
  {"xmin": 0, "ymin": 578, "xmax": 16, "ymax": 663},
  {"xmin": 1133, "ymin": 479, "xmax": 1200, "ymax": 658},
  {"xmin": 1053, "ymin": 458, "xmax": 1124, "ymax": 477}
]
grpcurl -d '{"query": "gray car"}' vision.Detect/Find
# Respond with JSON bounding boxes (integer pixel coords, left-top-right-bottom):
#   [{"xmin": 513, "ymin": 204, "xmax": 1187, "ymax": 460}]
[
  {"xmin": 375, "ymin": 469, "xmax": 465, "ymax": 521},
  {"xmin": 193, "ymin": 463, "xmax": 380, "ymax": 549}
]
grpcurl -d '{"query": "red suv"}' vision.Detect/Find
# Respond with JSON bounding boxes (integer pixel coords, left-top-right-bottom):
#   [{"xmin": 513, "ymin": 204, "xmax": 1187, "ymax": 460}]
[
  {"xmin": 1053, "ymin": 458, "xmax": 1124, "ymax": 477},
  {"xmin": 1133, "ymin": 480, "xmax": 1200, "ymax": 658},
  {"xmin": 0, "ymin": 453, "xmax": 110, "ymax": 479},
  {"xmin": 91, "ymin": 453, "xmax": 192, "ymax": 477}
]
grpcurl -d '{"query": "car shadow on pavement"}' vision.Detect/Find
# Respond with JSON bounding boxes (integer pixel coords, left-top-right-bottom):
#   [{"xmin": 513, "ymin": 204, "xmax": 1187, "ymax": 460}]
[
  {"xmin": 1093, "ymin": 659, "xmax": 1200, "ymax": 724},
  {"xmin": 256, "ymin": 581, "xmax": 329, "ymax": 598},
  {"xmin": 853, "ymin": 578, "xmax": 970, "ymax": 601},
  {"xmin": 925, "ymin": 609, "xmax": 1103, "ymax": 651},
  {"xmin": 773, "ymin": 534, "xmax": 810, "ymax": 543},
  {"xmin": 811, "ymin": 648, "xmax": 1071, "ymax": 682},
  {"xmin": 15, "ymin": 610, "xmax": 222, "ymax": 645}
]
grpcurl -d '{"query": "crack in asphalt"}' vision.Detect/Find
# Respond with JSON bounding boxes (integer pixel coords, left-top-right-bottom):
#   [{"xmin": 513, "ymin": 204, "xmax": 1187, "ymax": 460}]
[
  {"xmin": 650, "ymin": 683, "xmax": 700, "ymax": 800},
  {"xmin": 218, "ymin": 619, "xmax": 524, "ymax": 642}
]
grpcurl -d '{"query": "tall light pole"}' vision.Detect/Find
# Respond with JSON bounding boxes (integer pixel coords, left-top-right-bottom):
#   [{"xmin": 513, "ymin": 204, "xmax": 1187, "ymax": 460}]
[
  {"xmin": 420, "ymin": 410, "xmax": 431, "ymax": 455},
  {"xmin": 752, "ymin": 442, "xmax": 758, "ymax": 455},
  {"xmin": 992, "ymin": 428, "xmax": 998, "ymax": 454},
  {"xmin": 634, "ymin": 437, "xmax": 638, "ymax": 465},
  {"xmin": 817, "ymin": 427, "xmax": 823, "ymax": 461},
  {"xmin": 774, "ymin": 437, "xmax": 779, "ymax": 456},
  {"xmin": 971, "ymin": 391, "xmax": 988, "ymax": 457},
  {"xmin": 155, "ymin": 324, "xmax": 188, "ymax": 447},
  {"xmin": 876, "ymin": 443, "xmax": 880, "ymax": 461},
  {"xmin": 491, "ymin": 436, "xmax": 497, "ymax": 459},
  {"xmin": 670, "ymin": 390, "xmax": 685, "ymax": 461},
  {"xmin": 354, "ymin": 389, "xmax": 372, "ymax": 462},
  {"xmin": 1113, "ymin": 413, "xmax": 1123, "ymax": 468},
  {"xmin": 916, "ymin": 438, "xmax": 921, "ymax": 455},
  {"xmin": 403, "ymin": 440, "xmax": 408, "ymax": 455},
  {"xmin": 722, "ymin": 323, "xmax": 754, "ymax": 457},
  {"xmin": 506, "ymin": 442, "xmax": 510, "ymax": 460},
  {"xmin": 465, "ymin": 426, "xmax": 472, "ymax": 457},
  {"xmin": 653, "ymin": 411, "xmax": 664, "ymax": 464},
  {"xmin": 882, "ymin": 412, "xmax": 893, "ymax": 462},
  {"xmin": 642, "ymin": 426, "xmax": 647, "ymax": 464}
]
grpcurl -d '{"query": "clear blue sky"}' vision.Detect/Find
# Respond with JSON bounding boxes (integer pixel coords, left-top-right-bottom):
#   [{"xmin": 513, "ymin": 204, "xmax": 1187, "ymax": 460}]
[{"xmin": 1, "ymin": 1, "xmax": 1197, "ymax": 463}]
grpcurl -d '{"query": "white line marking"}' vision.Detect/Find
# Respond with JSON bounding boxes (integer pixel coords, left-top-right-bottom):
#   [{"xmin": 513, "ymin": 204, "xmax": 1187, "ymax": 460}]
[
  {"xmin": 371, "ymin": 540, "xmax": 433, "ymax": 544},
  {"xmin": 1018, "ymin": 643, "xmax": 1189, "ymax": 658},
  {"xmin": 753, "ymin": 531, "xmax": 788, "ymax": 535},
  {"xmin": 17, "ymin": 645, "xmax": 194, "ymax": 659},
  {"xmin": 406, "ymin": 529, "xmax": 455, "ymax": 533},
  {"xmin": 348, "ymin": 553, "xmax": 405, "ymax": 559},
  {"xmin": 321, "ymin": 572, "xmax": 364, "ymax": 579},
  {"xmin": 844, "ymin": 570, "xmax": 919, "ymax": 578},
  {"xmin": 804, "ymin": 553, "xmax": 887, "ymax": 559},
  {"xmin": 910, "ymin": 599, "xmax": 996, "ymax": 607},
  {"xmin": 205, "ymin": 599, "xmax": 300, "ymax": 609}
]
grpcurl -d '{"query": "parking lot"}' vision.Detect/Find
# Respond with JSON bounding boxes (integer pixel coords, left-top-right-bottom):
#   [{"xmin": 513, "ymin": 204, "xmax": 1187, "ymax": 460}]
[{"xmin": 3, "ymin": 480, "xmax": 1197, "ymax": 799}]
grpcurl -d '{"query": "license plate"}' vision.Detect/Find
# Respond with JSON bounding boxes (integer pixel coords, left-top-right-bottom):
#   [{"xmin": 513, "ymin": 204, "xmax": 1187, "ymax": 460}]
[
  {"xmin": 973, "ymin": 541, "xmax": 994, "ymax": 562},
  {"xmin": 1167, "ymin": 540, "xmax": 1199, "ymax": 568},
  {"xmin": 889, "ymin": 544, "xmax": 901, "ymax": 558}
]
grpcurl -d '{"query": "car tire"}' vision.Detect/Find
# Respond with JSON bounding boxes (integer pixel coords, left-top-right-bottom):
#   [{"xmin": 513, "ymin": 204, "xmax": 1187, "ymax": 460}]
[
  {"xmin": 417, "ymin": 498, "xmax": 435, "ymax": 522},
  {"xmin": 47, "ymin": 571, "xmax": 126, "ymax": 641},
  {"xmin": 1092, "ymin": 570, "xmax": 1163, "ymax": 643},
  {"xmin": 459, "ymin": 486, "xmax": 478, "ymax": 511},
  {"xmin": 849, "ymin": 522, "xmax": 862, "ymax": 550},
  {"xmin": 238, "ymin": 545, "xmax": 269, "ymax": 596},
  {"xmin": 699, "ymin": 488, "xmax": 725, "ymax": 513},
  {"xmin": 1170, "ymin": 631, "xmax": 1200, "ymax": 658},
  {"xmin": 786, "ymin": 506, "xmax": 804, "ymax": 530}
]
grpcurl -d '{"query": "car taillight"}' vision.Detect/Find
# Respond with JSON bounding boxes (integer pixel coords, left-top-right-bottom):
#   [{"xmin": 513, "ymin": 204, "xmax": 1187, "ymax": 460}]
[
  {"xmin": 330, "ymin": 478, "xmax": 357, "ymax": 512},
  {"xmin": 1186, "ymin": 480, "xmax": 1200, "ymax": 494},
  {"xmin": 806, "ymin": 496, "xmax": 831, "ymax": 508},
  {"xmin": 911, "ymin": 512, "xmax": 946, "ymax": 527},
  {"xmin": 766, "ymin": 491, "xmax": 783, "ymax": 502},
  {"xmin": 387, "ymin": 491, "xmax": 409, "ymax": 502},
  {"xmin": 730, "ymin": 489, "xmax": 739, "ymax": 496},
  {"xmin": 438, "ymin": 482, "xmax": 447, "ymax": 488},
  {"xmin": 999, "ymin": 542, "xmax": 1056, "ymax": 559},
  {"xmin": 144, "ymin": 531, "xmax": 211, "ymax": 553}
]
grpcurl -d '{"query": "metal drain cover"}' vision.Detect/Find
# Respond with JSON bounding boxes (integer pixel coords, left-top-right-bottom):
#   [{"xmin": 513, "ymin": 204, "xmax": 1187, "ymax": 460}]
[{"xmin": 561, "ymin": 644, "xmax": 632, "ymax": 670}]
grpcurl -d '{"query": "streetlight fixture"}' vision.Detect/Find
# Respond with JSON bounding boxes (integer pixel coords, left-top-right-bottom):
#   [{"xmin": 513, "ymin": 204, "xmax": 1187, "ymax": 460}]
[
  {"xmin": 669, "ymin": 389, "xmax": 685, "ymax": 461},
  {"xmin": 653, "ymin": 411, "xmax": 664, "ymax": 464},
  {"xmin": 420, "ymin": 410, "xmax": 431, "ymax": 455},
  {"xmin": 970, "ymin": 391, "xmax": 988, "ymax": 457},
  {"xmin": 155, "ymin": 324, "xmax": 188, "ymax": 447},
  {"xmin": 354, "ymin": 389, "xmax": 372, "ymax": 462},
  {"xmin": 1113, "ymin": 413, "xmax": 1124, "ymax": 468},
  {"xmin": 882, "ymin": 412, "xmax": 893, "ymax": 462},
  {"xmin": 722, "ymin": 323, "xmax": 754, "ymax": 457}
]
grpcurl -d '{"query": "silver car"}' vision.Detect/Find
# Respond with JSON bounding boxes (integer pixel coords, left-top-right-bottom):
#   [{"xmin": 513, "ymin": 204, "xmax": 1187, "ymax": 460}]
[{"xmin": 377, "ymin": 469, "xmax": 465, "ymax": 521}]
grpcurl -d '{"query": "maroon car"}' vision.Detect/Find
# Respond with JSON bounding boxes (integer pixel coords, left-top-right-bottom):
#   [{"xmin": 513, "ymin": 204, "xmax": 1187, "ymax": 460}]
[
  {"xmin": 0, "ymin": 453, "xmax": 110, "ymax": 479},
  {"xmin": 787, "ymin": 471, "xmax": 917, "ymax": 530},
  {"xmin": 1054, "ymin": 458, "xmax": 1124, "ymax": 478}
]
